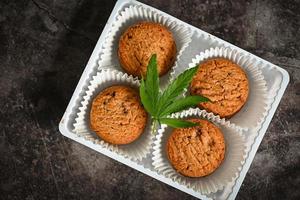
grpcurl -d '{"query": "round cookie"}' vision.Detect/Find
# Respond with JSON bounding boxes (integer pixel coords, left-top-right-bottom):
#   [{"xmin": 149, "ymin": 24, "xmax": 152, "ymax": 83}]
[
  {"xmin": 166, "ymin": 119, "xmax": 225, "ymax": 177},
  {"xmin": 118, "ymin": 21, "xmax": 177, "ymax": 77},
  {"xmin": 90, "ymin": 85, "xmax": 147, "ymax": 145},
  {"xmin": 190, "ymin": 58, "xmax": 249, "ymax": 118}
]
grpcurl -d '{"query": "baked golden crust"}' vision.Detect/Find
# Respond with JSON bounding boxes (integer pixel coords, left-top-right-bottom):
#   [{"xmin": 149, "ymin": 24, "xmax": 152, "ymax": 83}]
[
  {"xmin": 166, "ymin": 119, "xmax": 225, "ymax": 177},
  {"xmin": 90, "ymin": 85, "xmax": 147, "ymax": 145},
  {"xmin": 190, "ymin": 58, "xmax": 249, "ymax": 118},
  {"xmin": 118, "ymin": 21, "xmax": 177, "ymax": 77}
]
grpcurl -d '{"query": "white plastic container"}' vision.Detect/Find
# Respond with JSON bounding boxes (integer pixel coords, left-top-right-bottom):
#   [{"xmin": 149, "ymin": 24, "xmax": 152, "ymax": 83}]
[{"xmin": 59, "ymin": 0, "xmax": 289, "ymax": 199}]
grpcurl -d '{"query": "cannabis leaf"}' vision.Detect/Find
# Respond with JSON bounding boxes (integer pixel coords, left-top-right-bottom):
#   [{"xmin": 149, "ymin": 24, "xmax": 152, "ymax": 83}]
[{"xmin": 139, "ymin": 54, "xmax": 209, "ymax": 130}]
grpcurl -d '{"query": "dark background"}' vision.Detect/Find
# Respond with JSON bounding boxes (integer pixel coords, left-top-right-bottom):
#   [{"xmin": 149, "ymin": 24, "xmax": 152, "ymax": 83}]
[{"xmin": 0, "ymin": 0, "xmax": 299, "ymax": 199}]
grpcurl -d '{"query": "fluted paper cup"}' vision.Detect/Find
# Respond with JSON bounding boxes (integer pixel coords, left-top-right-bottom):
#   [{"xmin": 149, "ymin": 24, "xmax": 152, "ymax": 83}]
[
  {"xmin": 185, "ymin": 47, "xmax": 269, "ymax": 130},
  {"xmin": 99, "ymin": 4, "xmax": 192, "ymax": 88},
  {"xmin": 152, "ymin": 108, "xmax": 247, "ymax": 194},
  {"xmin": 73, "ymin": 69, "xmax": 153, "ymax": 161}
]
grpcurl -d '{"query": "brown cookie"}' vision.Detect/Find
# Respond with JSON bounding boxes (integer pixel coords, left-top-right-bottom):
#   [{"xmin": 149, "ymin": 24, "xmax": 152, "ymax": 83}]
[
  {"xmin": 90, "ymin": 85, "xmax": 147, "ymax": 145},
  {"xmin": 190, "ymin": 58, "xmax": 249, "ymax": 118},
  {"xmin": 118, "ymin": 21, "xmax": 177, "ymax": 77},
  {"xmin": 166, "ymin": 119, "xmax": 225, "ymax": 177}
]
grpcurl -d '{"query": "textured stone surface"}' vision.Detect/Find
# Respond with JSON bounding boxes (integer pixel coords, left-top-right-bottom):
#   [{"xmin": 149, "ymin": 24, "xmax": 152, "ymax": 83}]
[{"xmin": 0, "ymin": 0, "xmax": 299, "ymax": 199}]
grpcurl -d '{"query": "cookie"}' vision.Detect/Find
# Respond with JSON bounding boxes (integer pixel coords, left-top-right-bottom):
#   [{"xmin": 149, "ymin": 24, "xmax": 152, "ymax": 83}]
[
  {"xmin": 118, "ymin": 21, "xmax": 177, "ymax": 77},
  {"xmin": 90, "ymin": 85, "xmax": 147, "ymax": 145},
  {"xmin": 166, "ymin": 119, "xmax": 225, "ymax": 177},
  {"xmin": 190, "ymin": 58, "xmax": 249, "ymax": 118}
]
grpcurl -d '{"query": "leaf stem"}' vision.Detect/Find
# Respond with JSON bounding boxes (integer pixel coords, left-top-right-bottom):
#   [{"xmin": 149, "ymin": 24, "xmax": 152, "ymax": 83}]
[{"xmin": 152, "ymin": 119, "xmax": 158, "ymax": 134}]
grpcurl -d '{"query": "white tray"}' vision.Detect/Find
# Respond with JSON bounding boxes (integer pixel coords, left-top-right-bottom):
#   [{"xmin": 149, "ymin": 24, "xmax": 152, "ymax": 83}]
[{"xmin": 59, "ymin": 0, "xmax": 289, "ymax": 199}]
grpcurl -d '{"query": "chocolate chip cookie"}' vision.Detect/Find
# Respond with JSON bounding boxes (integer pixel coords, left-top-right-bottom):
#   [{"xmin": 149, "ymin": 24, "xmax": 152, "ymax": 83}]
[
  {"xmin": 166, "ymin": 119, "xmax": 225, "ymax": 177},
  {"xmin": 190, "ymin": 58, "xmax": 249, "ymax": 118},
  {"xmin": 90, "ymin": 85, "xmax": 147, "ymax": 145},
  {"xmin": 118, "ymin": 21, "xmax": 177, "ymax": 77}
]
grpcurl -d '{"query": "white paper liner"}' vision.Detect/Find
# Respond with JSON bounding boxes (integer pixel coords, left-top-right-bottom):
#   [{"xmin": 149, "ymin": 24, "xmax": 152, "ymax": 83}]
[
  {"xmin": 185, "ymin": 46, "xmax": 269, "ymax": 131},
  {"xmin": 73, "ymin": 69, "xmax": 153, "ymax": 161},
  {"xmin": 99, "ymin": 4, "xmax": 192, "ymax": 88},
  {"xmin": 169, "ymin": 31, "xmax": 223, "ymax": 82},
  {"xmin": 244, "ymin": 62, "xmax": 283, "ymax": 143},
  {"xmin": 152, "ymin": 108, "xmax": 247, "ymax": 194}
]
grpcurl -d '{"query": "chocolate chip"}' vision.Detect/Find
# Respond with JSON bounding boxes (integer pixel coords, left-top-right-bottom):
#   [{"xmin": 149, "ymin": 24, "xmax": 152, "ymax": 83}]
[
  {"xmin": 209, "ymin": 140, "xmax": 216, "ymax": 147},
  {"xmin": 120, "ymin": 102, "xmax": 128, "ymax": 114},
  {"xmin": 195, "ymin": 127, "xmax": 202, "ymax": 136}
]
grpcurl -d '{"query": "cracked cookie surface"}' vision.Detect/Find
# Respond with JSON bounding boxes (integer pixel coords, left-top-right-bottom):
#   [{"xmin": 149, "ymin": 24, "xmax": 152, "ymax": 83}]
[
  {"xmin": 118, "ymin": 21, "xmax": 177, "ymax": 77},
  {"xmin": 90, "ymin": 85, "xmax": 147, "ymax": 145},
  {"xmin": 190, "ymin": 58, "xmax": 249, "ymax": 118},
  {"xmin": 166, "ymin": 119, "xmax": 225, "ymax": 177}
]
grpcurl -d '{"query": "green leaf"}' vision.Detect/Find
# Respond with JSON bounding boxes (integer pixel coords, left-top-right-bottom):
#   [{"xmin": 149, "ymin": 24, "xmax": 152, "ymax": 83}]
[
  {"xmin": 139, "ymin": 55, "xmax": 205, "ymax": 133},
  {"xmin": 145, "ymin": 54, "xmax": 159, "ymax": 113},
  {"xmin": 159, "ymin": 95, "xmax": 210, "ymax": 117},
  {"xmin": 139, "ymin": 78, "xmax": 155, "ymax": 115},
  {"xmin": 159, "ymin": 118, "xmax": 199, "ymax": 128},
  {"xmin": 157, "ymin": 66, "xmax": 199, "ymax": 113}
]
